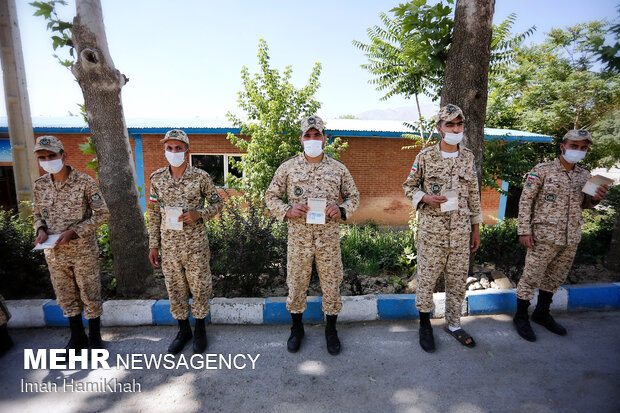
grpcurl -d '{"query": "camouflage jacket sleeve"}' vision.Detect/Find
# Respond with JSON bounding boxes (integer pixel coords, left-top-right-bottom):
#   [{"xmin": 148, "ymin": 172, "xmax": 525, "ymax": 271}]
[
  {"xmin": 517, "ymin": 165, "xmax": 544, "ymax": 236},
  {"xmin": 200, "ymin": 173, "xmax": 223, "ymax": 221},
  {"xmin": 402, "ymin": 152, "xmax": 426, "ymax": 211},
  {"xmin": 68, "ymin": 179, "xmax": 110, "ymax": 238},
  {"xmin": 339, "ymin": 167, "xmax": 360, "ymax": 219},
  {"xmin": 32, "ymin": 181, "xmax": 47, "ymax": 234},
  {"xmin": 265, "ymin": 164, "xmax": 290, "ymax": 221},
  {"xmin": 148, "ymin": 181, "xmax": 162, "ymax": 249},
  {"xmin": 467, "ymin": 158, "xmax": 483, "ymax": 225}
]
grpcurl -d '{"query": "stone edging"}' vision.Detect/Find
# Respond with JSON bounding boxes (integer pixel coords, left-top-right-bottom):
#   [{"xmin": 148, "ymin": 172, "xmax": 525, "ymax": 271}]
[{"xmin": 5, "ymin": 283, "xmax": 620, "ymax": 328}]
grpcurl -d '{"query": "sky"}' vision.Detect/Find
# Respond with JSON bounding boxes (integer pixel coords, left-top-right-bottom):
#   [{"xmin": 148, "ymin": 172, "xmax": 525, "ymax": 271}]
[{"xmin": 0, "ymin": 0, "xmax": 618, "ymax": 122}]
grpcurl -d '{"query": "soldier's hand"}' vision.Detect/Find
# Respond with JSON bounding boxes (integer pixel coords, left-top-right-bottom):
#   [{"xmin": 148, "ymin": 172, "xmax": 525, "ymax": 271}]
[
  {"xmin": 34, "ymin": 228, "xmax": 48, "ymax": 245},
  {"xmin": 519, "ymin": 235, "xmax": 535, "ymax": 249},
  {"xmin": 592, "ymin": 183, "xmax": 609, "ymax": 202},
  {"xmin": 286, "ymin": 203, "xmax": 309, "ymax": 218},
  {"xmin": 149, "ymin": 248, "xmax": 160, "ymax": 267},
  {"xmin": 422, "ymin": 194, "xmax": 447, "ymax": 209},
  {"xmin": 56, "ymin": 230, "xmax": 77, "ymax": 246},
  {"xmin": 179, "ymin": 211, "xmax": 201, "ymax": 223},
  {"xmin": 325, "ymin": 204, "xmax": 341, "ymax": 219},
  {"xmin": 470, "ymin": 225, "xmax": 480, "ymax": 252}
]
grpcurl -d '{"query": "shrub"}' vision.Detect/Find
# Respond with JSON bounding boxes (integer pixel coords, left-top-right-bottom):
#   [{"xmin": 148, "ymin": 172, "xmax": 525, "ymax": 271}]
[
  {"xmin": 0, "ymin": 205, "xmax": 52, "ymax": 298},
  {"xmin": 206, "ymin": 196, "xmax": 287, "ymax": 296},
  {"xmin": 476, "ymin": 218, "xmax": 526, "ymax": 282}
]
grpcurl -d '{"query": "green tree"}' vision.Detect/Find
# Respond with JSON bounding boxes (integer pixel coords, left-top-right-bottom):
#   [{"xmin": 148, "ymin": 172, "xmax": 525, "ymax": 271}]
[
  {"xmin": 226, "ymin": 40, "xmax": 347, "ymax": 198},
  {"xmin": 485, "ymin": 21, "xmax": 620, "ymax": 190}
]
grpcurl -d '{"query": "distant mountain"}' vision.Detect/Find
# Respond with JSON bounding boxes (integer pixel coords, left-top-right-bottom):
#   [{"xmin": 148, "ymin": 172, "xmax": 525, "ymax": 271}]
[{"xmin": 357, "ymin": 104, "xmax": 438, "ymax": 121}]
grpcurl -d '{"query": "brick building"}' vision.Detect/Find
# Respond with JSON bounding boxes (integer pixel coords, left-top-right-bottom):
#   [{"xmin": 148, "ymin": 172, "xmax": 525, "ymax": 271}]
[{"xmin": 0, "ymin": 117, "xmax": 552, "ymax": 226}]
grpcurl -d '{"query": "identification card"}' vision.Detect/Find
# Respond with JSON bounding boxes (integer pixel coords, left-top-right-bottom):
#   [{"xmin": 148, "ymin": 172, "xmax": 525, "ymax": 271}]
[
  {"xmin": 165, "ymin": 207, "xmax": 183, "ymax": 231},
  {"xmin": 582, "ymin": 175, "xmax": 613, "ymax": 196},
  {"xmin": 440, "ymin": 189, "xmax": 458, "ymax": 212},
  {"xmin": 33, "ymin": 234, "xmax": 61, "ymax": 250},
  {"xmin": 306, "ymin": 198, "xmax": 327, "ymax": 225}
]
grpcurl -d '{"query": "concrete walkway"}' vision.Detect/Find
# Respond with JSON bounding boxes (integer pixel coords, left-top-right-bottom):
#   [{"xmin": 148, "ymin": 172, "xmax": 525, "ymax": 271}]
[{"xmin": 1, "ymin": 311, "xmax": 619, "ymax": 413}]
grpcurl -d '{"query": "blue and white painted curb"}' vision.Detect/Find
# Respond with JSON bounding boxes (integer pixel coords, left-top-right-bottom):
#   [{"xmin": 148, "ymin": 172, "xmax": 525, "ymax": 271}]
[{"xmin": 5, "ymin": 283, "xmax": 620, "ymax": 328}]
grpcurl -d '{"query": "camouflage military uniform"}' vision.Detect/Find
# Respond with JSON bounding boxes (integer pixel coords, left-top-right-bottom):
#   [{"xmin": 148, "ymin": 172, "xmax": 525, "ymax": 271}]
[
  {"xmin": 266, "ymin": 154, "xmax": 360, "ymax": 315},
  {"xmin": 516, "ymin": 158, "xmax": 595, "ymax": 300},
  {"xmin": 148, "ymin": 165, "xmax": 222, "ymax": 320},
  {"xmin": 33, "ymin": 167, "xmax": 110, "ymax": 319},
  {"xmin": 0, "ymin": 295, "xmax": 10, "ymax": 326},
  {"xmin": 403, "ymin": 143, "xmax": 482, "ymax": 327}
]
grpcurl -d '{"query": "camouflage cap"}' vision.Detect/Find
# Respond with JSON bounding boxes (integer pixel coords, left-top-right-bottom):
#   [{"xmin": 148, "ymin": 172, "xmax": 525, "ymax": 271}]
[
  {"xmin": 437, "ymin": 104, "xmax": 465, "ymax": 122},
  {"xmin": 563, "ymin": 129, "xmax": 593, "ymax": 143},
  {"xmin": 301, "ymin": 115, "xmax": 325, "ymax": 134},
  {"xmin": 34, "ymin": 135, "xmax": 64, "ymax": 153},
  {"xmin": 160, "ymin": 129, "xmax": 189, "ymax": 145}
]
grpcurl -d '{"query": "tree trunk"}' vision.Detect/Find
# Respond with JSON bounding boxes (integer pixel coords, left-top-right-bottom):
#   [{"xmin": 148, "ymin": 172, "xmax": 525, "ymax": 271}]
[
  {"xmin": 72, "ymin": 0, "xmax": 151, "ymax": 295},
  {"xmin": 604, "ymin": 210, "xmax": 620, "ymax": 272},
  {"xmin": 0, "ymin": 0, "xmax": 39, "ymax": 218},
  {"xmin": 440, "ymin": 0, "xmax": 495, "ymax": 180}
]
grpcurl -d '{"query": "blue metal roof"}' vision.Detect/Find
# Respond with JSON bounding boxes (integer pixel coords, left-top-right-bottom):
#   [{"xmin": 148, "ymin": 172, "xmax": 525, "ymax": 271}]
[{"xmin": 0, "ymin": 117, "xmax": 553, "ymax": 142}]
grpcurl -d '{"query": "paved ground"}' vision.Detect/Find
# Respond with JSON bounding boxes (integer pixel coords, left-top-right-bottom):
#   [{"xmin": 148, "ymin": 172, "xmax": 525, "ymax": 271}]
[{"xmin": 0, "ymin": 311, "xmax": 619, "ymax": 413}]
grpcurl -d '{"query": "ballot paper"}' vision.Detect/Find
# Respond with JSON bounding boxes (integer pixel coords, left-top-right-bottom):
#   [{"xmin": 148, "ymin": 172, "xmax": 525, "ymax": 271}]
[
  {"xmin": 165, "ymin": 207, "xmax": 184, "ymax": 231},
  {"xmin": 582, "ymin": 175, "xmax": 614, "ymax": 196},
  {"xmin": 440, "ymin": 189, "xmax": 459, "ymax": 212},
  {"xmin": 306, "ymin": 198, "xmax": 327, "ymax": 224},
  {"xmin": 33, "ymin": 234, "xmax": 61, "ymax": 250}
]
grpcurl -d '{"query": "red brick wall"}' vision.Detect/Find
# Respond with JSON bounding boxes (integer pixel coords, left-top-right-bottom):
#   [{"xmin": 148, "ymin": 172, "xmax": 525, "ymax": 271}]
[{"xmin": 28, "ymin": 132, "xmax": 501, "ymax": 226}]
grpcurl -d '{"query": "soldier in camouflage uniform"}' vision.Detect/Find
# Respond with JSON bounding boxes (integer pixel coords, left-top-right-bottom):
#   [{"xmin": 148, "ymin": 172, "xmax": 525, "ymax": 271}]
[
  {"xmin": 33, "ymin": 135, "xmax": 110, "ymax": 354},
  {"xmin": 403, "ymin": 104, "xmax": 482, "ymax": 353},
  {"xmin": 148, "ymin": 129, "xmax": 223, "ymax": 354},
  {"xmin": 0, "ymin": 295, "xmax": 13, "ymax": 357},
  {"xmin": 514, "ymin": 129, "xmax": 608, "ymax": 341},
  {"xmin": 266, "ymin": 115, "xmax": 359, "ymax": 355}
]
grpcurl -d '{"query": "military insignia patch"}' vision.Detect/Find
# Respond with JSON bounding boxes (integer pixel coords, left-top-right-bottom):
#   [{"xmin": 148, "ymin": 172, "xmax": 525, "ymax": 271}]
[
  {"xmin": 578, "ymin": 130, "xmax": 587, "ymax": 136},
  {"xmin": 91, "ymin": 194, "xmax": 101, "ymax": 201},
  {"xmin": 149, "ymin": 194, "xmax": 157, "ymax": 203},
  {"xmin": 42, "ymin": 208, "xmax": 49, "ymax": 218},
  {"xmin": 431, "ymin": 183, "xmax": 442, "ymax": 194},
  {"xmin": 447, "ymin": 105, "xmax": 457, "ymax": 113},
  {"xmin": 169, "ymin": 131, "xmax": 177, "ymax": 137},
  {"xmin": 545, "ymin": 193, "xmax": 556, "ymax": 202},
  {"xmin": 40, "ymin": 138, "xmax": 50, "ymax": 145},
  {"xmin": 527, "ymin": 173, "xmax": 537, "ymax": 182},
  {"xmin": 294, "ymin": 186, "xmax": 303, "ymax": 196},
  {"xmin": 210, "ymin": 193, "xmax": 221, "ymax": 203},
  {"xmin": 411, "ymin": 164, "xmax": 418, "ymax": 173},
  {"xmin": 308, "ymin": 118, "xmax": 315, "ymax": 125}
]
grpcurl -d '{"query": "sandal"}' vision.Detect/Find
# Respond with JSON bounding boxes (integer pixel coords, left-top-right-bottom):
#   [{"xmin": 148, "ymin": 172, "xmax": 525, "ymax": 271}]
[{"xmin": 444, "ymin": 325, "xmax": 476, "ymax": 348}]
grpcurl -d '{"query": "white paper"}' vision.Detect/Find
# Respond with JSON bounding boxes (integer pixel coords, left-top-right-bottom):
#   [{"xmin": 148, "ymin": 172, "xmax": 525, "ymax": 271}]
[
  {"xmin": 306, "ymin": 198, "xmax": 326, "ymax": 224},
  {"xmin": 165, "ymin": 207, "xmax": 184, "ymax": 231},
  {"xmin": 582, "ymin": 175, "xmax": 614, "ymax": 196},
  {"xmin": 440, "ymin": 189, "xmax": 459, "ymax": 212},
  {"xmin": 33, "ymin": 234, "xmax": 61, "ymax": 250}
]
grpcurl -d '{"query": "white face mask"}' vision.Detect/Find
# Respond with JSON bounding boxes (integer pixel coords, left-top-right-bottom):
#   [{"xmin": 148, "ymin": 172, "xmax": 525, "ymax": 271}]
[
  {"xmin": 562, "ymin": 149, "xmax": 587, "ymax": 164},
  {"xmin": 303, "ymin": 139, "xmax": 324, "ymax": 158},
  {"xmin": 165, "ymin": 150, "xmax": 186, "ymax": 167},
  {"xmin": 442, "ymin": 131, "xmax": 464, "ymax": 146},
  {"xmin": 40, "ymin": 158, "xmax": 64, "ymax": 174}
]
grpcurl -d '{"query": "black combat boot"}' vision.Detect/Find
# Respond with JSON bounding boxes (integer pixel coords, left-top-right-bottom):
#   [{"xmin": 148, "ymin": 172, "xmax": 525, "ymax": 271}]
[
  {"xmin": 0, "ymin": 324, "xmax": 14, "ymax": 357},
  {"xmin": 325, "ymin": 315, "xmax": 341, "ymax": 355},
  {"xmin": 67, "ymin": 314, "xmax": 89, "ymax": 351},
  {"xmin": 88, "ymin": 317, "xmax": 103, "ymax": 350},
  {"xmin": 418, "ymin": 312, "xmax": 435, "ymax": 353},
  {"xmin": 532, "ymin": 290, "xmax": 567, "ymax": 336},
  {"xmin": 168, "ymin": 319, "xmax": 192, "ymax": 354},
  {"xmin": 287, "ymin": 313, "xmax": 304, "ymax": 353},
  {"xmin": 193, "ymin": 318, "xmax": 207, "ymax": 353},
  {"xmin": 513, "ymin": 298, "xmax": 536, "ymax": 342}
]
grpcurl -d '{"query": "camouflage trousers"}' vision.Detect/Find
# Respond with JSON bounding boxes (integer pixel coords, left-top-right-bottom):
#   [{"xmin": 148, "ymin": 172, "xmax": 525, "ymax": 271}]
[
  {"xmin": 286, "ymin": 223, "xmax": 343, "ymax": 316},
  {"xmin": 0, "ymin": 295, "xmax": 10, "ymax": 326},
  {"xmin": 415, "ymin": 235, "xmax": 469, "ymax": 327},
  {"xmin": 45, "ymin": 242, "xmax": 102, "ymax": 319},
  {"xmin": 161, "ymin": 231, "xmax": 212, "ymax": 320},
  {"xmin": 517, "ymin": 242, "xmax": 578, "ymax": 301}
]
